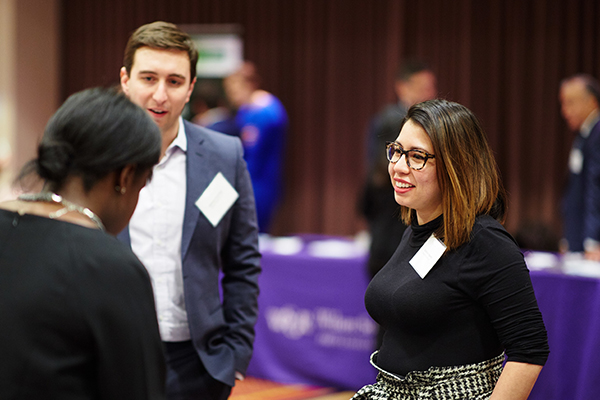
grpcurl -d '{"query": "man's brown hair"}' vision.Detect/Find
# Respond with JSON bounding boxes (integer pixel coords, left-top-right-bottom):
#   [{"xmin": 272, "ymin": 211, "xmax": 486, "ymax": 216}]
[{"xmin": 123, "ymin": 21, "xmax": 198, "ymax": 80}]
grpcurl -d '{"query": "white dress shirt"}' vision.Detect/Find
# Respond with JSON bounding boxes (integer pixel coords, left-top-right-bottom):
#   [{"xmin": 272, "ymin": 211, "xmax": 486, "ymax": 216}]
[{"xmin": 130, "ymin": 117, "xmax": 189, "ymax": 341}]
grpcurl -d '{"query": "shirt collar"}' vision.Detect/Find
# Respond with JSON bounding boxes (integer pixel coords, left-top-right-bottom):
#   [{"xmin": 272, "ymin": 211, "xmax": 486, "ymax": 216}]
[
  {"xmin": 159, "ymin": 117, "xmax": 187, "ymax": 166},
  {"xmin": 165, "ymin": 117, "xmax": 188, "ymax": 153},
  {"xmin": 581, "ymin": 109, "xmax": 600, "ymax": 138}
]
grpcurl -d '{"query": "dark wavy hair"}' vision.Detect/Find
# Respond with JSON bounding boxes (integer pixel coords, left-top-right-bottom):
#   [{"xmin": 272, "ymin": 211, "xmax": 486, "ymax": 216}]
[
  {"xmin": 19, "ymin": 87, "xmax": 161, "ymax": 192},
  {"xmin": 399, "ymin": 99, "xmax": 507, "ymax": 250}
]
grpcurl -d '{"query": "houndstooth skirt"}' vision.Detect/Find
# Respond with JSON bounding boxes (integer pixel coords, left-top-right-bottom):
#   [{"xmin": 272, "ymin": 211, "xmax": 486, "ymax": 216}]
[{"xmin": 351, "ymin": 352, "xmax": 504, "ymax": 400}]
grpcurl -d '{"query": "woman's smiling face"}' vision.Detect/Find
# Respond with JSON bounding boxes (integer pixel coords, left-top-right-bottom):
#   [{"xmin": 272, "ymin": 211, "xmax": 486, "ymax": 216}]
[{"xmin": 389, "ymin": 119, "xmax": 443, "ymax": 225}]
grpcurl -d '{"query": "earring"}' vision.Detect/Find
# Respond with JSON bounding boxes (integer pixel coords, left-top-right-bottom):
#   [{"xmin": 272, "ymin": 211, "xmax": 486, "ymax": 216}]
[{"xmin": 115, "ymin": 185, "xmax": 126, "ymax": 195}]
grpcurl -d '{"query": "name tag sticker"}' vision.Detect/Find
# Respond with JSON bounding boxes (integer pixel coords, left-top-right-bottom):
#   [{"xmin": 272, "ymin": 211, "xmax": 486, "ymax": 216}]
[
  {"xmin": 196, "ymin": 172, "xmax": 239, "ymax": 227},
  {"xmin": 569, "ymin": 148, "xmax": 583, "ymax": 175},
  {"xmin": 409, "ymin": 234, "xmax": 447, "ymax": 279}
]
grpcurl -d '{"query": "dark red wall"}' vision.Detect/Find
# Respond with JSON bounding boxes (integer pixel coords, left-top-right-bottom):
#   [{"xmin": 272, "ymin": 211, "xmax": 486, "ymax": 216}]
[{"xmin": 60, "ymin": 0, "xmax": 600, "ymax": 240}]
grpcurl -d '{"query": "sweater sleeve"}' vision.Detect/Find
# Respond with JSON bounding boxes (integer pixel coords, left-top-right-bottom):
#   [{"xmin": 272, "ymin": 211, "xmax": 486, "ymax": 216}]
[{"xmin": 460, "ymin": 220, "xmax": 550, "ymax": 366}]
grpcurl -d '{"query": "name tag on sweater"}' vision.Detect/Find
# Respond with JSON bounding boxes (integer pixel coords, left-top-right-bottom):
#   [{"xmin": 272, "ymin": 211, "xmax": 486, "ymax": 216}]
[
  {"xmin": 410, "ymin": 234, "xmax": 447, "ymax": 279},
  {"xmin": 196, "ymin": 172, "xmax": 239, "ymax": 227}
]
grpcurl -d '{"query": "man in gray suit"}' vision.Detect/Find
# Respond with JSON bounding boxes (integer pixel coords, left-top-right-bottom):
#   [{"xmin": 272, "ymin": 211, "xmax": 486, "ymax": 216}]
[{"xmin": 118, "ymin": 21, "xmax": 261, "ymax": 400}]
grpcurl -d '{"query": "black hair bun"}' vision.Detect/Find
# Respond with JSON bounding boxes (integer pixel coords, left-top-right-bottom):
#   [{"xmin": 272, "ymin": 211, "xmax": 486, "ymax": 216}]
[{"xmin": 36, "ymin": 141, "xmax": 75, "ymax": 184}]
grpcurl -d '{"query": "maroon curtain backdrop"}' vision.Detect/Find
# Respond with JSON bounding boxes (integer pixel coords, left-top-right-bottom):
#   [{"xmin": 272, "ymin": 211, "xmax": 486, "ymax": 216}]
[{"xmin": 60, "ymin": 0, "xmax": 600, "ymax": 242}]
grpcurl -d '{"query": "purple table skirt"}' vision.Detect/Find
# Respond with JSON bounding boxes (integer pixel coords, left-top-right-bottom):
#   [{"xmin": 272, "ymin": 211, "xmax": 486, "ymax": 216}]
[
  {"xmin": 528, "ymin": 270, "xmax": 600, "ymax": 400},
  {"xmin": 247, "ymin": 237, "xmax": 377, "ymax": 390},
  {"xmin": 247, "ymin": 238, "xmax": 600, "ymax": 398}
]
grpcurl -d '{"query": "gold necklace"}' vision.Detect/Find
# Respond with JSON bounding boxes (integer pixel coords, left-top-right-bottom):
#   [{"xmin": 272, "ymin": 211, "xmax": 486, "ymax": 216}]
[{"xmin": 18, "ymin": 192, "xmax": 105, "ymax": 231}]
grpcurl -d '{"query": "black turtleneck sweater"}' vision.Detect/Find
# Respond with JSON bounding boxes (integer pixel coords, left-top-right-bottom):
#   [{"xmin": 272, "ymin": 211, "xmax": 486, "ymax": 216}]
[{"xmin": 364, "ymin": 214, "xmax": 549, "ymax": 376}]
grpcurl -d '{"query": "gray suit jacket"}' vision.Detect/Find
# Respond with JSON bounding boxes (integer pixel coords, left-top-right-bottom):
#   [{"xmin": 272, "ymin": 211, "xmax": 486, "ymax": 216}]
[{"xmin": 120, "ymin": 120, "xmax": 261, "ymax": 387}]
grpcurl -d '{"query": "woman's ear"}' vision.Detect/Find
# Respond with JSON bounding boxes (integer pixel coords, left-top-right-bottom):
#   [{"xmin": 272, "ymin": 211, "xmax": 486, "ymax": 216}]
[{"xmin": 115, "ymin": 164, "xmax": 136, "ymax": 195}]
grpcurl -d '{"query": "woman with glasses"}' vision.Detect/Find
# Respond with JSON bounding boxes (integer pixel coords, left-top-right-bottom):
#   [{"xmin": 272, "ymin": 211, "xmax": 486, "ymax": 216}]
[{"xmin": 353, "ymin": 99, "xmax": 548, "ymax": 400}]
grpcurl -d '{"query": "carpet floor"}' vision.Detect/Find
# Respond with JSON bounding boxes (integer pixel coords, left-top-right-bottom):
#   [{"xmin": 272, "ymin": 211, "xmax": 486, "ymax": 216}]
[{"xmin": 229, "ymin": 377, "xmax": 355, "ymax": 400}]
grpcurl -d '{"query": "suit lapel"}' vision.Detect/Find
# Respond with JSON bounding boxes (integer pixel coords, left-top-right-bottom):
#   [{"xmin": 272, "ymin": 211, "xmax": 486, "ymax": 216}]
[{"xmin": 181, "ymin": 122, "xmax": 212, "ymax": 259}]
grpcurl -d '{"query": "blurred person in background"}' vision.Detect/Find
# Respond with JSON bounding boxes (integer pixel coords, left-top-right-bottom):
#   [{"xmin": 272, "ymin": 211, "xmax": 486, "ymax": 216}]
[
  {"xmin": 224, "ymin": 61, "xmax": 288, "ymax": 233},
  {"xmin": 364, "ymin": 59, "xmax": 437, "ymax": 168},
  {"xmin": 190, "ymin": 79, "xmax": 240, "ymax": 137},
  {"xmin": 0, "ymin": 87, "xmax": 165, "ymax": 399},
  {"xmin": 119, "ymin": 21, "xmax": 261, "ymax": 400},
  {"xmin": 354, "ymin": 99, "xmax": 548, "ymax": 400},
  {"xmin": 359, "ymin": 59, "xmax": 437, "ymax": 348},
  {"xmin": 559, "ymin": 74, "xmax": 600, "ymax": 260}
]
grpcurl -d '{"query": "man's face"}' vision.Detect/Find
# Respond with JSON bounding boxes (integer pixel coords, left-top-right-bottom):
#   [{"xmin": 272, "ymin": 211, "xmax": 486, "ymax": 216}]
[
  {"xmin": 560, "ymin": 80, "xmax": 597, "ymax": 131},
  {"xmin": 120, "ymin": 47, "xmax": 195, "ymax": 140}
]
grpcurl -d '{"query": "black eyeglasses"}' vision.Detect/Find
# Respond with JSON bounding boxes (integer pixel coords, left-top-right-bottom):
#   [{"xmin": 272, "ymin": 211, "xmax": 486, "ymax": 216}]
[{"xmin": 385, "ymin": 141, "xmax": 435, "ymax": 170}]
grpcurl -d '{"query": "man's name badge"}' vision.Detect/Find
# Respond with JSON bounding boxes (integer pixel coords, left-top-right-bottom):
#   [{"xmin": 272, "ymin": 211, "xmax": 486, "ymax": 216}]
[
  {"xmin": 196, "ymin": 172, "xmax": 239, "ymax": 227},
  {"xmin": 409, "ymin": 234, "xmax": 447, "ymax": 279}
]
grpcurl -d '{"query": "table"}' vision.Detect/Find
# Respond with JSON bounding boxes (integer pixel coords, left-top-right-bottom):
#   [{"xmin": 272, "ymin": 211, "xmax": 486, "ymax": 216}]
[
  {"xmin": 247, "ymin": 235, "xmax": 377, "ymax": 390},
  {"xmin": 528, "ymin": 270, "xmax": 600, "ymax": 400},
  {"xmin": 247, "ymin": 236, "xmax": 600, "ymax": 398}
]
